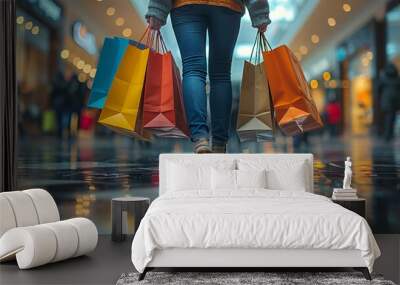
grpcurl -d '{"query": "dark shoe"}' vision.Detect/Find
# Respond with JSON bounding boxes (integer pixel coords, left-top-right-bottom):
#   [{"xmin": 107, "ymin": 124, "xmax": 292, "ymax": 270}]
[{"xmin": 193, "ymin": 138, "xmax": 211, "ymax": 154}]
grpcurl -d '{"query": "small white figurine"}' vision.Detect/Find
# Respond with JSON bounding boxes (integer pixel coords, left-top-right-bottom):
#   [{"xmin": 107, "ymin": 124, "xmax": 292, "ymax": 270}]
[{"xmin": 343, "ymin": 156, "xmax": 352, "ymax": 189}]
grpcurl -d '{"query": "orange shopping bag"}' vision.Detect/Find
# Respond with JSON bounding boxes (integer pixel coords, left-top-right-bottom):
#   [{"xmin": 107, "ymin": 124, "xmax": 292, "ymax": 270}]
[{"xmin": 262, "ymin": 34, "xmax": 323, "ymax": 136}]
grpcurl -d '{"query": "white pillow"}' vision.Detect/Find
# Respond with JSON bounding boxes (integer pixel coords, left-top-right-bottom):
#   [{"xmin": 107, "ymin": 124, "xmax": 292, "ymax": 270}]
[
  {"xmin": 237, "ymin": 159, "xmax": 308, "ymax": 191},
  {"xmin": 267, "ymin": 166, "xmax": 307, "ymax": 191},
  {"xmin": 211, "ymin": 169, "xmax": 267, "ymax": 191},
  {"xmin": 167, "ymin": 163, "xmax": 208, "ymax": 191},
  {"xmin": 211, "ymin": 168, "xmax": 236, "ymax": 190},
  {"xmin": 236, "ymin": 169, "xmax": 267, "ymax": 189},
  {"xmin": 167, "ymin": 160, "xmax": 235, "ymax": 191}
]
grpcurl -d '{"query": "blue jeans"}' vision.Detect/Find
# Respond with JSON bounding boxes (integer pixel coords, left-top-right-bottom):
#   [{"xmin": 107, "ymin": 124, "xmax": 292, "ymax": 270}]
[{"xmin": 171, "ymin": 5, "xmax": 241, "ymax": 145}]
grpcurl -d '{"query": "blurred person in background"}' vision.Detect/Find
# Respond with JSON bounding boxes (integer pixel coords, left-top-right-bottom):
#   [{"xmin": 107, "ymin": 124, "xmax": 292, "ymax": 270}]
[
  {"xmin": 378, "ymin": 63, "xmax": 400, "ymax": 142},
  {"xmin": 293, "ymin": 132, "xmax": 309, "ymax": 151},
  {"xmin": 18, "ymin": 81, "xmax": 28, "ymax": 137},
  {"xmin": 146, "ymin": 0, "xmax": 271, "ymax": 153},
  {"xmin": 325, "ymin": 92, "xmax": 342, "ymax": 137},
  {"xmin": 19, "ymin": 82, "xmax": 41, "ymax": 136},
  {"xmin": 63, "ymin": 74, "xmax": 87, "ymax": 139},
  {"xmin": 50, "ymin": 71, "xmax": 68, "ymax": 138}
]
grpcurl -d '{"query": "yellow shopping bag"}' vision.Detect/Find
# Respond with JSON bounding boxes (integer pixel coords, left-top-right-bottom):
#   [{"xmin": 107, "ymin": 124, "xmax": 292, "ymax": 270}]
[{"xmin": 98, "ymin": 42, "xmax": 151, "ymax": 139}]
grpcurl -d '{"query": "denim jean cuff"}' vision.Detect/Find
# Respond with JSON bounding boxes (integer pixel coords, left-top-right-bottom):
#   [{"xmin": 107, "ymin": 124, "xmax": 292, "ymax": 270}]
[
  {"xmin": 212, "ymin": 139, "xmax": 227, "ymax": 146},
  {"xmin": 191, "ymin": 136, "xmax": 209, "ymax": 143}
]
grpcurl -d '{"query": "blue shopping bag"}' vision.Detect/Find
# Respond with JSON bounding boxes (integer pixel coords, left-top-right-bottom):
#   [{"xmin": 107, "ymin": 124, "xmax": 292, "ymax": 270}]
[
  {"xmin": 88, "ymin": 37, "xmax": 149, "ymax": 109},
  {"xmin": 87, "ymin": 37, "xmax": 130, "ymax": 109}
]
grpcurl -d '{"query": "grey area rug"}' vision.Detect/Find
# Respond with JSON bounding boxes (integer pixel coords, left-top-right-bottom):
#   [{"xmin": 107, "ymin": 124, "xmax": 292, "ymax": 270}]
[{"xmin": 116, "ymin": 272, "xmax": 396, "ymax": 285}]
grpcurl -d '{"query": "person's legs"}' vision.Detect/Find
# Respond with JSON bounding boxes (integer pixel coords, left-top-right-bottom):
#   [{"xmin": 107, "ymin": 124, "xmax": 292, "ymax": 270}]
[
  {"xmin": 384, "ymin": 111, "xmax": 395, "ymax": 141},
  {"xmin": 207, "ymin": 7, "xmax": 241, "ymax": 149},
  {"xmin": 171, "ymin": 6, "xmax": 209, "ymax": 147},
  {"xmin": 61, "ymin": 112, "xmax": 71, "ymax": 138}
]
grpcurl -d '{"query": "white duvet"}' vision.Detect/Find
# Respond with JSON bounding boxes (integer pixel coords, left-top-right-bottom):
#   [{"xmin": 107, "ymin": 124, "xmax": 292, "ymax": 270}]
[{"xmin": 131, "ymin": 190, "xmax": 380, "ymax": 273}]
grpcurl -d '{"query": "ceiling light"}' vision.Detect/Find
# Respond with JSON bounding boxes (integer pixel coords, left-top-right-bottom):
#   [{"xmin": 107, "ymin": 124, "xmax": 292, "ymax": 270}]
[
  {"xmin": 90, "ymin": 68, "xmax": 97, "ymax": 78},
  {"xmin": 122, "ymin": 28, "xmax": 132, "ymax": 38},
  {"xmin": 25, "ymin": 21, "xmax": 33, "ymax": 30},
  {"xmin": 60, "ymin": 49, "xmax": 70, "ymax": 59},
  {"xmin": 31, "ymin": 26, "xmax": 40, "ymax": 35},
  {"xmin": 16, "ymin": 16, "xmax": 24, "ymax": 25},
  {"xmin": 310, "ymin": 80, "xmax": 319, "ymax": 89},
  {"xmin": 328, "ymin": 17, "xmax": 336, "ymax": 27},
  {"xmin": 83, "ymin": 64, "xmax": 92, "ymax": 74},
  {"xmin": 106, "ymin": 7, "xmax": 116, "ymax": 16},
  {"xmin": 329, "ymin": 80, "xmax": 337, "ymax": 88},
  {"xmin": 311, "ymin": 34, "xmax": 320, "ymax": 44},
  {"xmin": 73, "ymin": 57, "xmax": 80, "ymax": 66},
  {"xmin": 323, "ymin": 71, "xmax": 331, "ymax": 81},
  {"xmin": 343, "ymin": 3, "xmax": 352, "ymax": 13},
  {"xmin": 77, "ymin": 60, "xmax": 85, "ymax": 69},
  {"xmin": 115, "ymin": 17, "xmax": 125, "ymax": 26},
  {"xmin": 299, "ymin": 45, "xmax": 308, "ymax": 55}
]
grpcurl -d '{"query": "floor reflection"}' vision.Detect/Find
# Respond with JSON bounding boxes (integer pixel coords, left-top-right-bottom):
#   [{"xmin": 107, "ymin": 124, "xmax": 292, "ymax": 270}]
[{"xmin": 17, "ymin": 134, "xmax": 400, "ymax": 234}]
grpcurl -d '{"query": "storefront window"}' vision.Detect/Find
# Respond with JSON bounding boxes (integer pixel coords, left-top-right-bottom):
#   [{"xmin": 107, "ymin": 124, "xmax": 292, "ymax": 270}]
[
  {"xmin": 339, "ymin": 23, "xmax": 375, "ymax": 135},
  {"xmin": 386, "ymin": 5, "xmax": 400, "ymax": 69},
  {"xmin": 348, "ymin": 50, "xmax": 374, "ymax": 135},
  {"xmin": 16, "ymin": 8, "xmax": 51, "ymax": 136}
]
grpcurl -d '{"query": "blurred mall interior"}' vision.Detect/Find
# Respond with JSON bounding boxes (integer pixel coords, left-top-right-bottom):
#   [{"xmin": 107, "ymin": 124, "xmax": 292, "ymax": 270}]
[{"xmin": 15, "ymin": 0, "xmax": 400, "ymax": 234}]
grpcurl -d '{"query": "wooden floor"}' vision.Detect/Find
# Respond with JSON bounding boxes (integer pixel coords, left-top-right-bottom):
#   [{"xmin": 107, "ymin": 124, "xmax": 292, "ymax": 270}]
[{"xmin": 0, "ymin": 235, "xmax": 133, "ymax": 285}]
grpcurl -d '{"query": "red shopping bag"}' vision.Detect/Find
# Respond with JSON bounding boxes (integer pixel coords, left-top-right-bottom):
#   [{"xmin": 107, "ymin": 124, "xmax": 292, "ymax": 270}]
[{"xmin": 142, "ymin": 31, "xmax": 189, "ymax": 138}]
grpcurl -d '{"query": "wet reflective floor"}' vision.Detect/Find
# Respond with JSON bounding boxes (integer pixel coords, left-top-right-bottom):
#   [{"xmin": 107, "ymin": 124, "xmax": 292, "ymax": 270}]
[{"xmin": 17, "ymin": 134, "xmax": 400, "ymax": 234}]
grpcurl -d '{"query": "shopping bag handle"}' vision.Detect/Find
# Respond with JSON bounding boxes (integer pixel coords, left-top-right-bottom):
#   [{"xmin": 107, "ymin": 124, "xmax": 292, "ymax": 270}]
[
  {"xmin": 138, "ymin": 27, "xmax": 168, "ymax": 53},
  {"xmin": 139, "ymin": 26, "xmax": 150, "ymax": 43},
  {"xmin": 137, "ymin": 27, "xmax": 159, "ymax": 50},
  {"xmin": 151, "ymin": 30, "xmax": 168, "ymax": 53},
  {"xmin": 154, "ymin": 30, "xmax": 168, "ymax": 53},
  {"xmin": 249, "ymin": 32, "xmax": 259, "ymax": 63},
  {"xmin": 158, "ymin": 32, "xmax": 168, "ymax": 53},
  {"xmin": 132, "ymin": 26, "xmax": 154, "ymax": 48},
  {"xmin": 249, "ymin": 31, "xmax": 272, "ymax": 64},
  {"xmin": 260, "ymin": 32, "xmax": 272, "ymax": 51}
]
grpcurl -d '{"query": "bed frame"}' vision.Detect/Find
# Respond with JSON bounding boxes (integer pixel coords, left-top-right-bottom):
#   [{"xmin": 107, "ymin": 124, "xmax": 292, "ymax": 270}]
[
  {"xmin": 138, "ymin": 154, "xmax": 372, "ymax": 281},
  {"xmin": 139, "ymin": 248, "xmax": 371, "ymax": 280}
]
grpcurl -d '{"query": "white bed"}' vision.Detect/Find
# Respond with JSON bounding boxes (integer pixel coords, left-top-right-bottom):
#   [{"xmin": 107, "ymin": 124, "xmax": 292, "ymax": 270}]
[{"xmin": 131, "ymin": 154, "xmax": 380, "ymax": 280}]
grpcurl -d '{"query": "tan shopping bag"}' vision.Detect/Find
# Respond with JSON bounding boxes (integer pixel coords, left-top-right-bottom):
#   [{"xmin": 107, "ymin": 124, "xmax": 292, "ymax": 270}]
[{"xmin": 237, "ymin": 32, "xmax": 274, "ymax": 142}]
